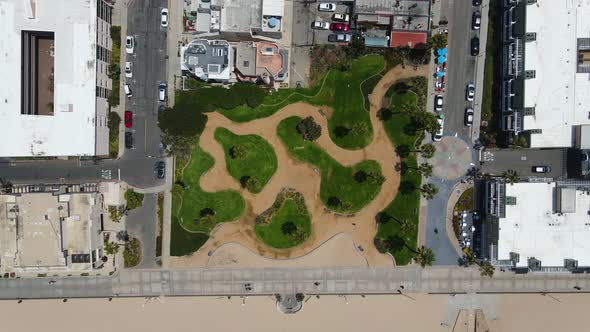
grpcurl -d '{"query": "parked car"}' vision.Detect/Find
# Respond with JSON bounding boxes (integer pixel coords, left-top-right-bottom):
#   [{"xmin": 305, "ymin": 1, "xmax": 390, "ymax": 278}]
[
  {"xmin": 332, "ymin": 13, "xmax": 350, "ymax": 22},
  {"xmin": 465, "ymin": 108, "xmax": 474, "ymax": 126},
  {"xmin": 125, "ymin": 132, "xmax": 133, "ymax": 149},
  {"xmin": 330, "ymin": 23, "xmax": 349, "ymax": 32},
  {"xmin": 124, "ymin": 111, "xmax": 133, "ymax": 128},
  {"xmin": 158, "ymin": 82, "xmax": 167, "ymax": 101},
  {"xmin": 161, "ymin": 8, "xmax": 169, "ymax": 27},
  {"xmin": 124, "ymin": 84, "xmax": 132, "ymax": 98},
  {"xmin": 156, "ymin": 161, "xmax": 166, "ymax": 179},
  {"xmin": 328, "ymin": 33, "xmax": 351, "ymax": 43},
  {"xmin": 311, "ymin": 21, "xmax": 330, "ymax": 30},
  {"xmin": 472, "ymin": 11, "xmax": 481, "ymax": 30},
  {"xmin": 434, "ymin": 95, "xmax": 443, "ymax": 112},
  {"xmin": 532, "ymin": 166, "xmax": 551, "ymax": 173},
  {"xmin": 433, "ymin": 116, "xmax": 445, "ymax": 142},
  {"xmin": 473, "ymin": 0, "xmax": 482, "ymax": 6},
  {"xmin": 125, "ymin": 61, "xmax": 133, "ymax": 78},
  {"xmin": 318, "ymin": 3, "xmax": 336, "ymax": 12},
  {"xmin": 125, "ymin": 36, "xmax": 134, "ymax": 54},
  {"xmin": 470, "ymin": 37, "xmax": 480, "ymax": 56},
  {"xmin": 466, "ymin": 83, "xmax": 475, "ymax": 101}
]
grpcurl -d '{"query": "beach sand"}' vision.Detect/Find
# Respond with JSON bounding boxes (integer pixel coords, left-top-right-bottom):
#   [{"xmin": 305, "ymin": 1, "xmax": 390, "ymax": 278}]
[{"xmin": 2, "ymin": 292, "xmax": 589, "ymax": 332}]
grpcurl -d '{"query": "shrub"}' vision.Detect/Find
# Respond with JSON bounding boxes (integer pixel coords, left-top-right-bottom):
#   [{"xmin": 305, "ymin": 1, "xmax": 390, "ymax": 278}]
[
  {"xmin": 107, "ymin": 112, "xmax": 121, "ymax": 141},
  {"xmin": 123, "ymin": 238, "xmax": 141, "ymax": 267},
  {"xmin": 296, "ymin": 116, "xmax": 322, "ymax": 141},
  {"xmin": 281, "ymin": 221, "xmax": 298, "ymax": 236},
  {"xmin": 245, "ymin": 177, "xmax": 261, "ymax": 193},
  {"xmin": 354, "ymin": 170, "xmax": 368, "ymax": 183},
  {"xmin": 124, "ymin": 189, "xmax": 144, "ymax": 210},
  {"xmin": 229, "ymin": 144, "xmax": 248, "ymax": 159}
]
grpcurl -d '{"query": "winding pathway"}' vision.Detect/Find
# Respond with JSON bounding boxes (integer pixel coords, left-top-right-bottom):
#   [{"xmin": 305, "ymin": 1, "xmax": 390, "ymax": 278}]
[{"xmin": 181, "ymin": 65, "xmax": 429, "ymax": 267}]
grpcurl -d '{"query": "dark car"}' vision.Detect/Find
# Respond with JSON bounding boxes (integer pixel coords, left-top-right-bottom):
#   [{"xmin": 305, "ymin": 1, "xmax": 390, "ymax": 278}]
[
  {"xmin": 329, "ymin": 23, "xmax": 349, "ymax": 32},
  {"xmin": 470, "ymin": 37, "xmax": 480, "ymax": 56},
  {"xmin": 328, "ymin": 33, "xmax": 351, "ymax": 43},
  {"xmin": 156, "ymin": 161, "xmax": 166, "ymax": 179},
  {"xmin": 472, "ymin": 11, "xmax": 481, "ymax": 30},
  {"xmin": 125, "ymin": 132, "xmax": 133, "ymax": 149},
  {"xmin": 473, "ymin": 0, "xmax": 481, "ymax": 6},
  {"xmin": 532, "ymin": 166, "xmax": 551, "ymax": 173}
]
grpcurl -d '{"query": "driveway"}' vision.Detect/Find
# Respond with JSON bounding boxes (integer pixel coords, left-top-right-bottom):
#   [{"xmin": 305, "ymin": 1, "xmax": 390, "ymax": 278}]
[{"xmin": 126, "ymin": 193, "xmax": 158, "ymax": 268}]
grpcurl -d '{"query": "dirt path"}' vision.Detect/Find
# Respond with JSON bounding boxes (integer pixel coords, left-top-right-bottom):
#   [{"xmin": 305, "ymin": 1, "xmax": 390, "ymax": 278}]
[{"xmin": 171, "ymin": 65, "xmax": 429, "ymax": 268}]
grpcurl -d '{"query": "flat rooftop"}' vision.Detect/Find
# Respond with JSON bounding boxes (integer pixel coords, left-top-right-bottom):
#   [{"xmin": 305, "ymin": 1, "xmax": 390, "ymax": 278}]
[
  {"xmin": 0, "ymin": 0, "xmax": 100, "ymax": 157},
  {"xmin": 221, "ymin": 0, "xmax": 261, "ymax": 33},
  {"xmin": 182, "ymin": 39, "xmax": 232, "ymax": 81},
  {"xmin": 0, "ymin": 192, "xmax": 101, "ymax": 270},
  {"xmin": 521, "ymin": 0, "xmax": 590, "ymax": 148},
  {"xmin": 355, "ymin": 0, "xmax": 430, "ymax": 16},
  {"xmin": 497, "ymin": 182, "xmax": 590, "ymax": 268}
]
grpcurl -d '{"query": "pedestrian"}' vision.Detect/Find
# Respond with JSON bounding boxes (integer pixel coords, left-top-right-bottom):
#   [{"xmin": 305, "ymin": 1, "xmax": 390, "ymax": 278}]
[{"xmin": 434, "ymin": 227, "xmax": 439, "ymax": 234}]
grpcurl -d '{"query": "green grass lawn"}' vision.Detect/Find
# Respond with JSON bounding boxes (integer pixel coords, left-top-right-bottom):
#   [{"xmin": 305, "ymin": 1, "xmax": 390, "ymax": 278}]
[
  {"xmin": 218, "ymin": 55, "xmax": 385, "ymax": 149},
  {"xmin": 255, "ymin": 194, "xmax": 311, "ymax": 249},
  {"xmin": 214, "ymin": 127, "xmax": 278, "ymax": 193},
  {"xmin": 277, "ymin": 116, "xmax": 383, "ymax": 213},
  {"xmin": 174, "ymin": 139, "xmax": 245, "ymax": 234},
  {"xmin": 377, "ymin": 91, "xmax": 422, "ymax": 265}
]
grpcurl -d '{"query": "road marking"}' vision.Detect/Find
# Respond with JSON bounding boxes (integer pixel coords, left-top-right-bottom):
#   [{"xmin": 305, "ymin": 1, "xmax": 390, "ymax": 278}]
[
  {"xmin": 145, "ymin": 118, "xmax": 148, "ymax": 153},
  {"xmin": 118, "ymin": 168, "xmax": 121, "ymax": 181},
  {"xmin": 101, "ymin": 170, "xmax": 112, "ymax": 180}
]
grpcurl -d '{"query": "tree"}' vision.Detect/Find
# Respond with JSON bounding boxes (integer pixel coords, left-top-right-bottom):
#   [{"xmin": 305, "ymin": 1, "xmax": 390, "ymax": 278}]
[
  {"xmin": 124, "ymin": 189, "xmax": 144, "ymax": 210},
  {"xmin": 417, "ymin": 163, "xmax": 433, "ymax": 178},
  {"xmin": 296, "ymin": 116, "xmax": 322, "ymax": 141},
  {"xmin": 354, "ymin": 170, "xmax": 368, "ymax": 183},
  {"xmin": 351, "ymin": 122, "xmax": 368, "ymax": 136},
  {"xmin": 479, "ymin": 261, "xmax": 495, "ymax": 278},
  {"xmin": 375, "ymin": 212, "xmax": 392, "ymax": 224},
  {"xmin": 462, "ymin": 247, "xmax": 477, "ymax": 266},
  {"xmin": 333, "ymin": 126, "xmax": 351, "ymax": 138},
  {"xmin": 161, "ymin": 133, "xmax": 193, "ymax": 159},
  {"xmin": 200, "ymin": 208, "xmax": 216, "ymax": 217},
  {"xmin": 108, "ymin": 206, "xmax": 124, "ymax": 222},
  {"xmin": 429, "ymin": 33, "xmax": 447, "ymax": 49},
  {"xmin": 104, "ymin": 241, "xmax": 119, "ymax": 255},
  {"xmin": 229, "ymin": 144, "xmax": 248, "ymax": 159},
  {"xmin": 399, "ymin": 181, "xmax": 417, "ymax": 195},
  {"xmin": 420, "ymin": 183, "xmax": 439, "ymax": 200},
  {"xmin": 116, "ymin": 230, "xmax": 129, "ymax": 242},
  {"xmin": 281, "ymin": 221, "xmax": 298, "ymax": 236},
  {"xmin": 502, "ymin": 169, "xmax": 519, "ymax": 185},
  {"xmin": 378, "ymin": 108, "xmax": 393, "ymax": 121},
  {"xmin": 421, "ymin": 144, "xmax": 436, "ymax": 159},
  {"xmin": 399, "ymin": 219, "xmax": 413, "ymax": 234},
  {"xmin": 367, "ymin": 171, "xmax": 385, "ymax": 185},
  {"xmin": 327, "ymin": 196, "xmax": 341, "ymax": 207},
  {"xmin": 245, "ymin": 177, "xmax": 261, "ymax": 192},
  {"xmin": 107, "ymin": 63, "xmax": 120, "ymax": 80},
  {"xmin": 384, "ymin": 235, "xmax": 406, "ymax": 252},
  {"xmin": 414, "ymin": 246, "xmax": 436, "ymax": 267},
  {"xmin": 396, "ymin": 144, "xmax": 411, "ymax": 158}
]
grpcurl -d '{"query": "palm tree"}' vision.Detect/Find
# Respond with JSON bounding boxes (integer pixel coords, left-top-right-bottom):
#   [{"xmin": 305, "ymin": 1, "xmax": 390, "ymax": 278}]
[
  {"xmin": 479, "ymin": 262, "xmax": 495, "ymax": 278},
  {"xmin": 502, "ymin": 169, "xmax": 519, "ymax": 185},
  {"xmin": 414, "ymin": 246, "xmax": 436, "ymax": 267},
  {"xmin": 420, "ymin": 183, "xmax": 439, "ymax": 200},
  {"xmin": 421, "ymin": 144, "xmax": 436, "ymax": 159},
  {"xmin": 417, "ymin": 163, "xmax": 433, "ymax": 178},
  {"xmin": 104, "ymin": 241, "xmax": 119, "ymax": 255},
  {"xmin": 399, "ymin": 218, "xmax": 413, "ymax": 234}
]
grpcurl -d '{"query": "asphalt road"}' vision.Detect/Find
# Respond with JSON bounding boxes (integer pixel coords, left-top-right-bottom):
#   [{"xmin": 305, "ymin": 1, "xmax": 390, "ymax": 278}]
[
  {"xmin": 126, "ymin": 193, "xmax": 158, "ymax": 268},
  {"xmin": 440, "ymin": 0, "xmax": 478, "ymax": 141},
  {"xmin": 1, "ymin": 266, "xmax": 589, "ymax": 299}
]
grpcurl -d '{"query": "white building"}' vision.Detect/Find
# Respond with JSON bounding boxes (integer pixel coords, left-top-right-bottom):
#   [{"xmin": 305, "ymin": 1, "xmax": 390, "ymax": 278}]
[
  {"xmin": 502, "ymin": 0, "xmax": 590, "ymax": 148},
  {"xmin": 0, "ymin": 0, "xmax": 113, "ymax": 157},
  {"xmin": 485, "ymin": 180, "xmax": 590, "ymax": 271}
]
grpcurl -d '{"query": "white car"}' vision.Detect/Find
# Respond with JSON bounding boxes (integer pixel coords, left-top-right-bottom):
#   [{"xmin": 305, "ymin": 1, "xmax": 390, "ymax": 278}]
[
  {"xmin": 161, "ymin": 8, "xmax": 169, "ymax": 28},
  {"xmin": 318, "ymin": 3, "xmax": 336, "ymax": 12},
  {"xmin": 332, "ymin": 13, "xmax": 350, "ymax": 22},
  {"xmin": 125, "ymin": 61, "xmax": 133, "ymax": 79},
  {"xmin": 125, "ymin": 36, "xmax": 134, "ymax": 54},
  {"xmin": 158, "ymin": 82, "xmax": 167, "ymax": 102},
  {"xmin": 434, "ymin": 95, "xmax": 443, "ymax": 112},
  {"xmin": 433, "ymin": 116, "xmax": 444, "ymax": 142},
  {"xmin": 311, "ymin": 21, "xmax": 330, "ymax": 30},
  {"xmin": 466, "ymin": 83, "xmax": 475, "ymax": 101},
  {"xmin": 465, "ymin": 108, "xmax": 474, "ymax": 126},
  {"xmin": 124, "ymin": 84, "xmax": 132, "ymax": 98}
]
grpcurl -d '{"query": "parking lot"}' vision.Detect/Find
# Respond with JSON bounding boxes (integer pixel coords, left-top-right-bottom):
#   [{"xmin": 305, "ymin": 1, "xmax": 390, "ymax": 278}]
[
  {"xmin": 292, "ymin": 2, "xmax": 353, "ymax": 46},
  {"xmin": 479, "ymin": 148, "xmax": 567, "ymax": 179}
]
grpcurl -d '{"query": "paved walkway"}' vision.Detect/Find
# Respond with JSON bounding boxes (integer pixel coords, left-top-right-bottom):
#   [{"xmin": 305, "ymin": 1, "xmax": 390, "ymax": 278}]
[
  {"xmin": 1, "ymin": 266, "xmax": 589, "ymax": 299},
  {"xmin": 180, "ymin": 65, "xmax": 428, "ymax": 267}
]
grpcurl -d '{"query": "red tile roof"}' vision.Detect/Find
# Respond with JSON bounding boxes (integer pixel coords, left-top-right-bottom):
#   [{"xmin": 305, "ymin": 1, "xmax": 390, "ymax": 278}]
[{"xmin": 390, "ymin": 31, "xmax": 428, "ymax": 49}]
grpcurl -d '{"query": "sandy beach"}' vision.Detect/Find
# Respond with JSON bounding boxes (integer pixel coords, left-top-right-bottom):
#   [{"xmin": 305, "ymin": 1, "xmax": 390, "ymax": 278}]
[{"xmin": 2, "ymin": 292, "xmax": 589, "ymax": 332}]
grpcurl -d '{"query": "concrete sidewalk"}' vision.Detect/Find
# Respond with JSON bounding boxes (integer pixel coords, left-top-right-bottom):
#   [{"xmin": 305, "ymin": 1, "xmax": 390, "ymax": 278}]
[{"xmin": 471, "ymin": 0, "xmax": 490, "ymax": 143}]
